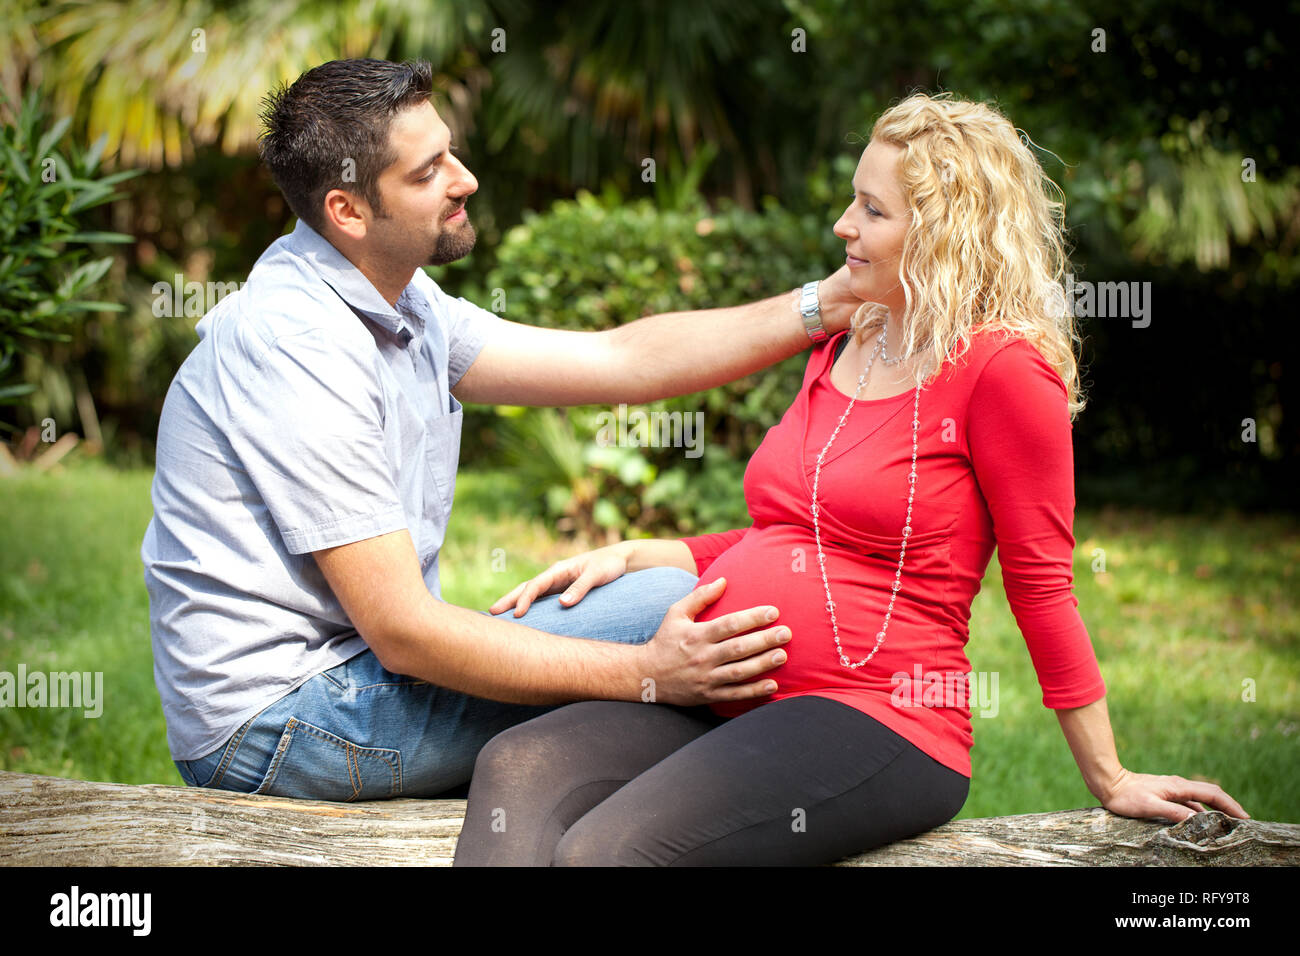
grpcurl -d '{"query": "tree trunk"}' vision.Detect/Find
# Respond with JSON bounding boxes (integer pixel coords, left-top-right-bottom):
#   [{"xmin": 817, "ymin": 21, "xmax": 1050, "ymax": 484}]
[{"xmin": 1, "ymin": 771, "xmax": 1295, "ymax": 866}]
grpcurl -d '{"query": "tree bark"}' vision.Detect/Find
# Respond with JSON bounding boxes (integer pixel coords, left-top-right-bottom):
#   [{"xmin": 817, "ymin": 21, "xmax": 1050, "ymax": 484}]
[{"xmin": 1, "ymin": 771, "xmax": 1295, "ymax": 866}]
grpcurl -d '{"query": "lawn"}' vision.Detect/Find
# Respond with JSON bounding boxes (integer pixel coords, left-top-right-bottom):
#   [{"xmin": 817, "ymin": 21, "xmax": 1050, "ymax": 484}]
[{"xmin": 1, "ymin": 460, "xmax": 1296, "ymax": 823}]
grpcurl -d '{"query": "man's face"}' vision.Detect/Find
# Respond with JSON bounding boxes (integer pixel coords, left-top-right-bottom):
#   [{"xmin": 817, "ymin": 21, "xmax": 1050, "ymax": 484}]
[{"xmin": 369, "ymin": 100, "xmax": 479, "ymax": 266}]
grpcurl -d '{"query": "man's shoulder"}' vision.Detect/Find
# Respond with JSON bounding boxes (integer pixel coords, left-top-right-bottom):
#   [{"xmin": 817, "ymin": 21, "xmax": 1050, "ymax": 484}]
[{"xmin": 202, "ymin": 242, "xmax": 375, "ymax": 361}]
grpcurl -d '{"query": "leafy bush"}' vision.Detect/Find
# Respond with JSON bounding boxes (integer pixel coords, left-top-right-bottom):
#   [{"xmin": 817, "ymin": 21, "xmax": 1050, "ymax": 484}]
[
  {"xmin": 479, "ymin": 189, "xmax": 844, "ymax": 536},
  {"xmin": 0, "ymin": 90, "xmax": 137, "ymax": 410}
]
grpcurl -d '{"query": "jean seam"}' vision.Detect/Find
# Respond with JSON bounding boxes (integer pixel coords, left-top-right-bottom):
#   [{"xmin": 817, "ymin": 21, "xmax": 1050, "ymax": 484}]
[
  {"xmin": 205, "ymin": 713, "xmax": 258, "ymax": 789},
  {"xmin": 254, "ymin": 716, "xmax": 403, "ymax": 800},
  {"xmin": 318, "ymin": 670, "xmax": 348, "ymax": 692}
]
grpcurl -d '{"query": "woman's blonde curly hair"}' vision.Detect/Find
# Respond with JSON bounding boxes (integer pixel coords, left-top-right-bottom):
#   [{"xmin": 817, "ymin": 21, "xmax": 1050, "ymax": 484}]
[{"xmin": 852, "ymin": 92, "xmax": 1086, "ymax": 418}]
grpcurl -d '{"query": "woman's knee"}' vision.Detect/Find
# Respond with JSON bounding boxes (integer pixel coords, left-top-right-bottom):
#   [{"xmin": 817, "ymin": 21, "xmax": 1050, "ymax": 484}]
[
  {"xmin": 552, "ymin": 814, "xmax": 652, "ymax": 867},
  {"xmin": 470, "ymin": 720, "xmax": 550, "ymax": 785},
  {"xmin": 628, "ymin": 566, "xmax": 698, "ymax": 600}
]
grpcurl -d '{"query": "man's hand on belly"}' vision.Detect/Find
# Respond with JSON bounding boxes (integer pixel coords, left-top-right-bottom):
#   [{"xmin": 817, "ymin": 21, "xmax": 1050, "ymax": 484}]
[{"xmin": 638, "ymin": 577, "xmax": 791, "ymax": 706}]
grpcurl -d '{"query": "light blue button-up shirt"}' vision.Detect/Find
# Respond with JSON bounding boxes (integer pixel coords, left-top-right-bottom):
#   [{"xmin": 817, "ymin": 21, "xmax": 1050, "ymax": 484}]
[{"xmin": 142, "ymin": 220, "xmax": 503, "ymax": 760}]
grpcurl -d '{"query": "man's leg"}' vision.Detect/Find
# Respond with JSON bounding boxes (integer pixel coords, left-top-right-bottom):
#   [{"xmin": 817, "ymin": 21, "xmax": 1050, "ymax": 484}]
[{"xmin": 175, "ymin": 566, "xmax": 698, "ymax": 800}]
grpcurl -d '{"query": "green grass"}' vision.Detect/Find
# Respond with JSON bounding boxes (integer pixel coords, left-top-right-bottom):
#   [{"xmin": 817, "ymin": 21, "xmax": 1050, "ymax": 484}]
[{"xmin": 1, "ymin": 461, "xmax": 1296, "ymax": 823}]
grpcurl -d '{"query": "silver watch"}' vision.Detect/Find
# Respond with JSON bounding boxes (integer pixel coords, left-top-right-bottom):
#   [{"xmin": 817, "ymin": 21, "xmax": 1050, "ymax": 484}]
[{"xmin": 799, "ymin": 280, "xmax": 828, "ymax": 343}]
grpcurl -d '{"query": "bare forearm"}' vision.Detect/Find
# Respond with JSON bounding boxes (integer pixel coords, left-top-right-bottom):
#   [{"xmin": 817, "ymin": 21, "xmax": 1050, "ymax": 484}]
[
  {"xmin": 602, "ymin": 290, "xmax": 812, "ymax": 403},
  {"xmin": 383, "ymin": 597, "xmax": 647, "ymax": 706},
  {"xmin": 615, "ymin": 538, "xmax": 698, "ymax": 574},
  {"xmin": 1055, "ymin": 695, "xmax": 1126, "ymax": 802}
]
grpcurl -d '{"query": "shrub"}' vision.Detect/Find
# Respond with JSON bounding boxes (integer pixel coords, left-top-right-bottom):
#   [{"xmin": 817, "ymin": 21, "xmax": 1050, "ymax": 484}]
[
  {"xmin": 479, "ymin": 189, "xmax": 843, "ymax": 536},
  {"xmin": 0, "ymin": 90, "xmax": 137, "ymax": 413}
]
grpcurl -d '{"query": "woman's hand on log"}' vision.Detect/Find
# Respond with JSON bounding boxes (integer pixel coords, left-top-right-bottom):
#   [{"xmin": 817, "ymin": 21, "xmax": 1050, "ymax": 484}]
[
  {"xmin": 489, "ymin": 544, "xmax": 632, "ymax": 618},
  {"xmin": 1099, "ymin": 768, "xmax": 1250, "ymax": 823}
]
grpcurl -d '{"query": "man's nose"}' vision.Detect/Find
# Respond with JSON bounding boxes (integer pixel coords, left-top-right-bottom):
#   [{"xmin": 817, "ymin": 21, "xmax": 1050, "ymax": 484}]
[{"xmin": 448, "ymin": 154, "xmax": 478, "ymax": 197}]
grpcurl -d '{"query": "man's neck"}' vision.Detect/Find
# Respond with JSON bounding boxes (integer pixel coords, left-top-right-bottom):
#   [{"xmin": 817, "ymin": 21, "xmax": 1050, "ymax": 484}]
[
  {"xmin": 354, "ymin": 253, "xmax": 417, "ymax": 308},
  {"xmin": 326, "ymin": 231, "xmax": 416, "ymax": 308}
]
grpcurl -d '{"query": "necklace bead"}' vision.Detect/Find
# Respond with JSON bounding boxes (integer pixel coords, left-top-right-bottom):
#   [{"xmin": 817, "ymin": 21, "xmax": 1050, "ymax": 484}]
[{"xmin": 812, "ymin": 325, "xmax": 921, "ymax": 670}]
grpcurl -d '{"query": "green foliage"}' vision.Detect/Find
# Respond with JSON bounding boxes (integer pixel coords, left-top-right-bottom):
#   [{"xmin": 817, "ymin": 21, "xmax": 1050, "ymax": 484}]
[
  {"xmin": 0, "ymin": 89, "xmax": 138, "ymax": 405},
  {"xmin": 481, "ymin": 189, "xmax": 842, "ymax": 536}
]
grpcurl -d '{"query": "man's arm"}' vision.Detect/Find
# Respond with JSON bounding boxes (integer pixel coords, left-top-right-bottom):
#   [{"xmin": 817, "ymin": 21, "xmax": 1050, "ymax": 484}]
[
  {"xmin": 452, "ymin": 267, "xmax": 857, "ymax": 406},
  {"xmin": 313, "ymin": 529, "xmax": 792, "ymax": 707}
]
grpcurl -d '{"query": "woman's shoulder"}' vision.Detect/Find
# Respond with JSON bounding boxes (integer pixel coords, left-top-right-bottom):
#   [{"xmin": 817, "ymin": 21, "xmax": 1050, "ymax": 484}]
[{"xmin": 941, "ymin": 326, "xmax": 1054, "ymax": 380}]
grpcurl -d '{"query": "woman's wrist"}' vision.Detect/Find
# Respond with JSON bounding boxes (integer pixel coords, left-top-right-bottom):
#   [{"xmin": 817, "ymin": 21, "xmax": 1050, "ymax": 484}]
[{"xmin": 621, "ymin": 539, "xmax": 698, "ymax": 575}]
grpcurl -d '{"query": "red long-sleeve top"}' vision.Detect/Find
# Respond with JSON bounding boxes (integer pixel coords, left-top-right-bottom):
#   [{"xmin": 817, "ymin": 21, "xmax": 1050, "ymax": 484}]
[{"xmin": 681, "ymin": 327, "xmax": 1106, "ymax": 778}]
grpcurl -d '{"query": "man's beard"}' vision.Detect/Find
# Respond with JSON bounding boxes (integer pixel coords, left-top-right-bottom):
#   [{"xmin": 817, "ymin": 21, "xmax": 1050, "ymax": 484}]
[{"xmin": 428, "ymin": 218, "xmax": 476, "ymax": 265}]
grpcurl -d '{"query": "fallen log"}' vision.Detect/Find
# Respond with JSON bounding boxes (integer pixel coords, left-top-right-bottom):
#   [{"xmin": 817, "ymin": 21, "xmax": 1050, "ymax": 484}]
[{"xmin": 1, "ymin": 771, "xmax": 1296, "ymax": 866}]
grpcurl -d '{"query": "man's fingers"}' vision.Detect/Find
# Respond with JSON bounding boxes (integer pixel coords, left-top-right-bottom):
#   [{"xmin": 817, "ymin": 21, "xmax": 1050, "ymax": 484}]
[
  {"xmin": 700, "ymin": 604, "xmax": 783, "ymax": 646},
  {"xmin": 707, "ymin": 620, "xmax": 791, "ymax": 665},
  {"xmin": 709, "ymin": 632, "xmax": 789, "ymax": 682},
  {"xmin": 703, "ymin": 673, "xmax": 781, "ymax": 703},
  {"xmin": 671, "ymin": 577, "xmax": 730, "ymax": 620}
]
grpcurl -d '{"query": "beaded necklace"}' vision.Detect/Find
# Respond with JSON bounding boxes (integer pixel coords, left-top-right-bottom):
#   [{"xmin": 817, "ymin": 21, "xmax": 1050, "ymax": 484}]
[{"xmin": 811, "ymin": 326, "xmax": 922, "ymax": 669}]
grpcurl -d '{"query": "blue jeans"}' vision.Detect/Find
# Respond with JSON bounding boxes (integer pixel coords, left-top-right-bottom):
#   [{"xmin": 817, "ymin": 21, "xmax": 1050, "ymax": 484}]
[{"xmin": 174, "ymin": 567, "xmax": 698, "ymax": 800}]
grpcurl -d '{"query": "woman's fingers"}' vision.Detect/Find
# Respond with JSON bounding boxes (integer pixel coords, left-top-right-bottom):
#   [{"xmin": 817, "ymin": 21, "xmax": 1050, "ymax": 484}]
[
  {"xmin": 489, "ymin": 580, "xmax": 529, "ymax": 615},
  {"xmin": 513, "ymin": 573, "xmax": 556, "ymax": 617},
  {"xmin": 559, "ymin": 569, "xmax": 598, "ymax": 606},
  {"xmin": 1106, "ymin": 772, "xmax": 1251, "ymax": 823},
  {"xmin": 1167, "ymin": 777, "xmax": 1249, "ymax": 819},
  {"xmin": 490, "ymin": 567, "xmax": 560, "ymax": 616}
]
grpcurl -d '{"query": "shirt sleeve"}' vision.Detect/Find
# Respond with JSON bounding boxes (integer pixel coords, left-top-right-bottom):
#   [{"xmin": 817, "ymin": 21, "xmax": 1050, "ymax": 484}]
[
  {"xmin": 967, "ymin": 340, "xmax": 1106, "ymax": 709},
  {"xmin": 226, "ymin": 328, "xmax": 409, "ymax": 555},
  {"xmin": 680, "ymin": 527, "xmax": 751, "ymax": 577},
  {"xmin": 421, "ymin": 274, "xmax": 508, "ymax": 389}
]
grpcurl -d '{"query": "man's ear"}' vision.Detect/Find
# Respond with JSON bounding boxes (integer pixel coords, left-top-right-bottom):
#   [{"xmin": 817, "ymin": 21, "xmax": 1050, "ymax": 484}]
[{"xmin": 322, "ymin": 188, "xmax": 369, "ymax": 241}]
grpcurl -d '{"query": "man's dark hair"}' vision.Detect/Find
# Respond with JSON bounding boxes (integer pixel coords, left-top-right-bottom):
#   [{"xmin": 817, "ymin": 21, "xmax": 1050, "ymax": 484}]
[{"xmin": 258, "ymin": 59, "xmax": 434, "ymax": 234}]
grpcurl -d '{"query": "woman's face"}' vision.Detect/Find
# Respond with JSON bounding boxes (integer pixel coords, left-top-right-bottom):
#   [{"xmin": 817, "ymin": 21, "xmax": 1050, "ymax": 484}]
[{"xmin": 833, "ymin": 140, "xmax": 910, "ymax": 317}]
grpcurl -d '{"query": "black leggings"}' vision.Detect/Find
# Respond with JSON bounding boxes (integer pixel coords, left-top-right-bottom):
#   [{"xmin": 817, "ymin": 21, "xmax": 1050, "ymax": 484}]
[{"xmin": 451, "ymin": 695, "xmax": 969, "ymax": 866}]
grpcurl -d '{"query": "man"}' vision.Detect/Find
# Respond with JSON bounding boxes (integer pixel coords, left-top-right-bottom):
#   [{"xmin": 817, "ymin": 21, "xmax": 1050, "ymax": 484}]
[{"xmin": 142, "ymin": 58, "xmax": 857, "ymax": 802}]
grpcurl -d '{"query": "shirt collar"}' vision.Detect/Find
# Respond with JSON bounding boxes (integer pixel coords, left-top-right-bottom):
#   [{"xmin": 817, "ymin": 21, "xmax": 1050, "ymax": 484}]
[{"xmin": 284, "ymin": 219, "xmax": 427, "ymax": 345}]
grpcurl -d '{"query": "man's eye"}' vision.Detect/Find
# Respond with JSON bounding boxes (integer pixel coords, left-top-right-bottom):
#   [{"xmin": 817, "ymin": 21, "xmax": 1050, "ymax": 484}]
[{"xmin": 418, "ymin": 170, "xmax": 436, "ymax": 183}]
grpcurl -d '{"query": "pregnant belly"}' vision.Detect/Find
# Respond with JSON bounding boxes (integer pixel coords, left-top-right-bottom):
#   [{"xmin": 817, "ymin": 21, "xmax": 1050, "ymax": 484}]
[{"xmin": 693, "ymin": 525, "xmax": 957, "ymax": 715}]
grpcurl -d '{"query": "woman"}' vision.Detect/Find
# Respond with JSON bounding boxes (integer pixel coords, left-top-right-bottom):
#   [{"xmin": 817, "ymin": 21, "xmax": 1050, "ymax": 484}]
[{"xmin": 451, "ymin": 93, "xmax": 1249, "ymax": 866}]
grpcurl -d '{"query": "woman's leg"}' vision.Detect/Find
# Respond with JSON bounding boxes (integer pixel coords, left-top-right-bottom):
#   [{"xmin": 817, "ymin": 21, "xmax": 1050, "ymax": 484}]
[
  {"xmin": 451, "ymin": 700, "xmax": 725, "ymax": 866},
  {"xmin": 552, "ymin": 695, "xmax": 970, "ymax": 866}
]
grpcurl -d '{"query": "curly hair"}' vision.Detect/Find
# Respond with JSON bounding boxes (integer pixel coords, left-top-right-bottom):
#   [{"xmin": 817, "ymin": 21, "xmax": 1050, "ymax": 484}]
[{"xmin": 852, "ymin": 92, "xmax": 1085, "ymax": 418}]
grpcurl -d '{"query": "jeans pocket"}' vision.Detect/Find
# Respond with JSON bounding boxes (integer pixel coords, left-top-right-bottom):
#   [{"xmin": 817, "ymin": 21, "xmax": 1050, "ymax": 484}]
[{"xmin": 253, "ymin": 716, "xmax": 403, "ymax": 802}]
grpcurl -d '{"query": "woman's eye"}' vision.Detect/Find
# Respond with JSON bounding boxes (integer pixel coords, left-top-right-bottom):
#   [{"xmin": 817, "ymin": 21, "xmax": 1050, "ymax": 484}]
[{"xmin": 866, "ymin": 204, "xmax": 882, "ymax": 217}]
